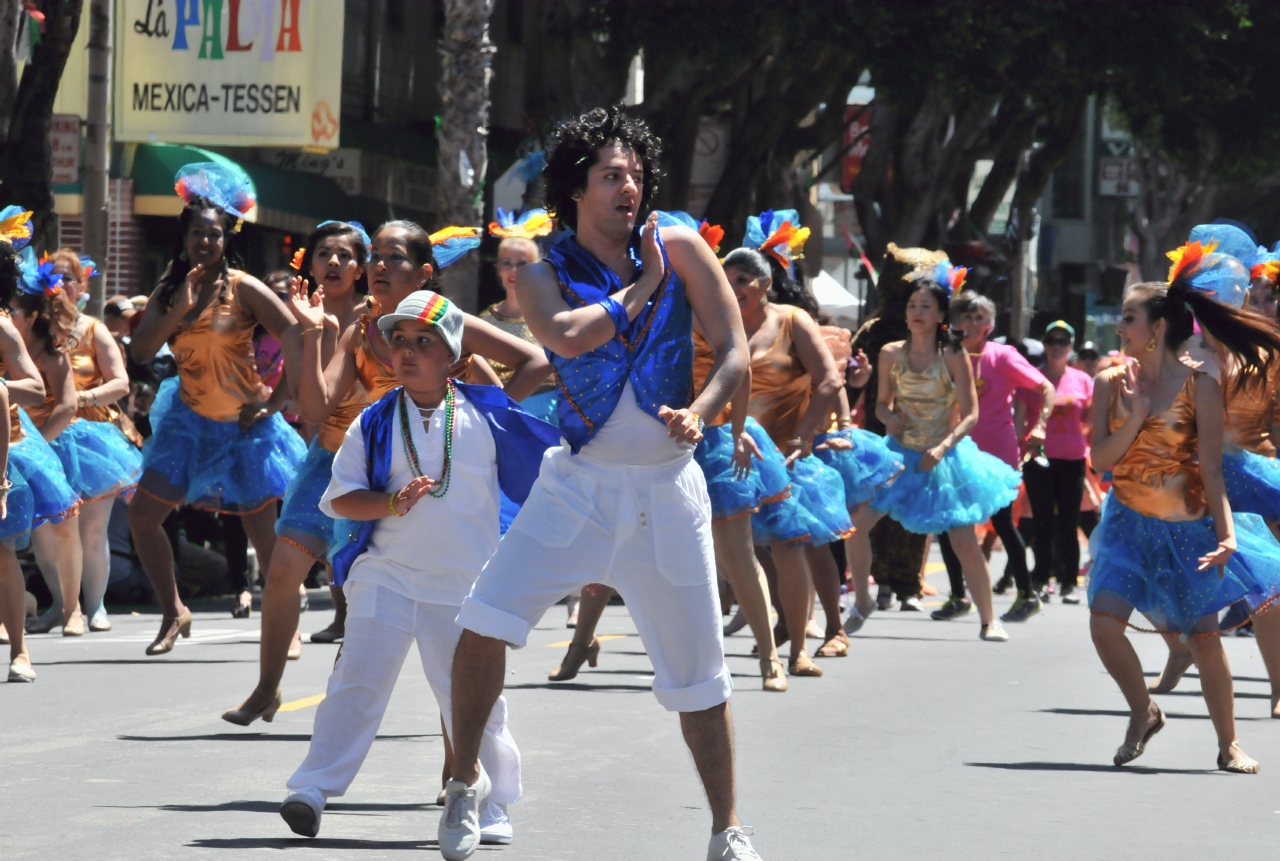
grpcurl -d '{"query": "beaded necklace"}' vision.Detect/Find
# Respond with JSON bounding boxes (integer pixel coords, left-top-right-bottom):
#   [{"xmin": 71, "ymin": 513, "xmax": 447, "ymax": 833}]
[{"xmin": 398, "ymin": 381, "xmax": 455, "ymax": 498}]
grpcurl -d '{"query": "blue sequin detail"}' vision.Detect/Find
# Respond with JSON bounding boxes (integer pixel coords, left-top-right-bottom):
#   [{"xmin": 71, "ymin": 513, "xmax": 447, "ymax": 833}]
[
  {"xmin": 813, "ymin": 428, "xmax": 905, "ymax": 507},
  {"xmin": 544, "ymin": 230, "xmax": 693, "ymax": 453},
  {"xmin": 276, "ymin": 438, "xmax": 338, "ymax": 551},
  {"xmin": 48, "ymin": 419, "xmax": 142, "ymax": 502},
  {"xmin": 12, "ymin": 409, "xmax": 79, "ymax": 526},
  {"xmin": 1223, "ymin": 449, "xmax": 1280, "ymax": 522}
]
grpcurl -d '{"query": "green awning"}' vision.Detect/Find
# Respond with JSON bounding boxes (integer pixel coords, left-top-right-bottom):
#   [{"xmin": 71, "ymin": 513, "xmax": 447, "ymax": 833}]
[{"xmin": 129, "ymin": 142, "xmax": 398, "ymax": 233}]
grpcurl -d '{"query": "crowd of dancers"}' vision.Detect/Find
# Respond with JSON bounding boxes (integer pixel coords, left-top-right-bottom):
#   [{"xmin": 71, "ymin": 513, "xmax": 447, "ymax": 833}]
[{"xmin": 6, "ymin": 105, "xmax": 1280, "ymax": 860}]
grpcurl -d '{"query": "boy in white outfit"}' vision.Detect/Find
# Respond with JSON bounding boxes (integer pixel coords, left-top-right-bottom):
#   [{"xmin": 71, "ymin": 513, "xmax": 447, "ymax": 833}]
[{"xmin": 280, "ymin": 290, "xmax": 558, "ymax": 848}]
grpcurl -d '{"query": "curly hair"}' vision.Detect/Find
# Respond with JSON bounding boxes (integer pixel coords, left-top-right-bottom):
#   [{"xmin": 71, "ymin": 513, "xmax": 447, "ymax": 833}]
[
  {"xmin": 12, "ymin": 285, "xmax": 78, "ymax": 355},
  {"xmin": 543, "ymin": 104, "xmax": 662, "ymax": 231}
]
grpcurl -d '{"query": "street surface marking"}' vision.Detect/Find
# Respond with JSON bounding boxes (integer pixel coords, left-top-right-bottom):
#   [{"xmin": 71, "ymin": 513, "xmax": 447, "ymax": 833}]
[{"xmin": 279, "ymin": 694, "xmax": 326, "ymax": 712}]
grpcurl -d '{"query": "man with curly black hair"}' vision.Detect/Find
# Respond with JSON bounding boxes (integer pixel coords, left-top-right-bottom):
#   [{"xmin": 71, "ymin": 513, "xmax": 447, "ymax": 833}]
[{"xmin": 442, "ymin": 105, "xmax": 764, "ymax": 861}]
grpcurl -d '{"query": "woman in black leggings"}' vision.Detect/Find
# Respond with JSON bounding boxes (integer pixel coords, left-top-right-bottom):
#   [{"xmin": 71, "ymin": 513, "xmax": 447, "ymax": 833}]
[
  {"xmin": 933, "ymin": 292, "xmax": 1054, "ymax": 623},
  {"xmin": 1023, "ymin": 321, "xmax": 1092, "ymax": 603}
]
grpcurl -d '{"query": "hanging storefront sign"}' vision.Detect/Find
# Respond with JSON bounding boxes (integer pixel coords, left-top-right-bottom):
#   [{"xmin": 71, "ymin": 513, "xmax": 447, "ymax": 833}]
[
  {"xmin": 116, "ymin": 0, "xmax": 343, "ymax": 148},
  {"xmin": 50, "ymin": 114, "xmax": 81, "ymax": 185},
  {"xmin": 842, "ymin": 105, "xmax": 871, "ymax": 192}
]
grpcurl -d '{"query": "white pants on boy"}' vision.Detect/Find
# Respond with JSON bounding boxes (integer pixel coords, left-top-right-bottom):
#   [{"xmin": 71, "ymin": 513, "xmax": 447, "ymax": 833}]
[{"xmin": 287, "ymin": 580, "xmax": 521, "ymax": 810}]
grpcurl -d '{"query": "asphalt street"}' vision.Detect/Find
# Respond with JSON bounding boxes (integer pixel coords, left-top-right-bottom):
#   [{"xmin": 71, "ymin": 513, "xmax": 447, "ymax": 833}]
[{"xmin": 4, "ymin": 547, "xmax": 1280, "ymax": 860}]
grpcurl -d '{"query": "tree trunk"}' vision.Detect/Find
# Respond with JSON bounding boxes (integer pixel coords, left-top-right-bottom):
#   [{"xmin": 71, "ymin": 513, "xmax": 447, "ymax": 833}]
[
  {"xmin": 1, "ymin": 0, "xmax": 83, "ymax": 250},
  {"xmin": 1132, "ymin": 143, "xmax": 1218, "ymax": 281},
  {"xmin": 0, "ymin": 0, "xmax": 23, "ymax": 142},
  {"xmin": 436, "ymin": 0, "xmax": 495, "ymax": 313}
]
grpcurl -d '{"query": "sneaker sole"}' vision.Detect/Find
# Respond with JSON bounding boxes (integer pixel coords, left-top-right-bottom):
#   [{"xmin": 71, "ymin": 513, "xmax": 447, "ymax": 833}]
[
  {"xmin": 480, "ymin": 830, "xmax": 514, "ymax": 845},
  {"xmin": 280, "ymin": 801, "xmax": 319, "ymax": 838}
]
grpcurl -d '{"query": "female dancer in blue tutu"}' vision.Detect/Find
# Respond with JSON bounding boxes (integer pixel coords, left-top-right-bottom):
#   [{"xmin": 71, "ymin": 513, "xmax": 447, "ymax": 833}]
[
  {"xmin": 1088, "ymin": 242, "xmax": 1280, "ymax": 772},
  {"xmin": 221, "ymin": 218, "xmax": 549, "ymax": 724},
  {"xmin": 19, "ymin": 250, "xmax": 141, "ymax": 636},
  {"xmin": 846, "ymin": 275, "xmax": 1020, "ymax": 642},
  {"xmin": 129, "ymin": 163, "xmax": 306, "ymax": 656},
  {"xmin": 0, "ymin": 213, "xmax": 43, "ymax": 680}
]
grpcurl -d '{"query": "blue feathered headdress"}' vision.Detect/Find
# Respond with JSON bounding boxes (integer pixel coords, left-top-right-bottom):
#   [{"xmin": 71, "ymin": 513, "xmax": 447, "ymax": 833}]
[
  {"xmin": 743, "ymin": 209, "xmax": 810, "ymax": 275},
  {"xmin": 429, "ymin": 226, "xmax": 482, "ymax": 269},
  {"xmin": 17, "ymin": 246, "xmax": 63, "ymax": 296},
  {"xmin": 174, "ymin": 162, "xmax": 256, "ymax": 221}
]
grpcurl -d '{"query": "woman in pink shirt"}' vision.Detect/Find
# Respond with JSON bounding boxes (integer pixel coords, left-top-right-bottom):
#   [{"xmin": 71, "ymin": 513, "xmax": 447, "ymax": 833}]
[
  {"xmin": 934, "ymin": 292, "xmax": 1055, "ymax": 624},
  {"xmin": 1024, "ymin": 321, "xmax": 1092, "ymax": 604}
]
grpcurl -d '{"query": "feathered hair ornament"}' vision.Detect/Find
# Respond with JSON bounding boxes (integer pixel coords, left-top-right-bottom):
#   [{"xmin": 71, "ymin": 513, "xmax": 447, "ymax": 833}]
[
  {"xmin": 488, "ymin": 207, "xmax": 553, "ymax": 240},
  {"xmin": 78, "ymin": 254, "xmax": 95, "ymax": 281},
  {"xmin": 1251, "ymin": 257, "xmax": 1280, "ymax": 286},
  {"xmin": 17, "ymin": 246, "xmax": 62, "ymax": 296},
  {"xmin": 174, "ymin": 162, "xmax": 256, "ymax": 221},
  {"xmin": 932, "ymin": 260, "xmax": 968, "ymax": 297},
  {"xmin": 744, "ymin": 209, "xmax": 810, "ymax": 275},
  {"xmin": 698, "ymin": 220, "xmax": 724, "ymax": 253},
  {"xmin": 0, "ymin": 206, "xmax": 33, "ymax": 251},
  {"xmin": 289, "ymin": 247, "xmax": 307, "ymax": 271},
  {"xmin": 429, "ymin": 226, "xmax": 483, "ymax": 269},
  {"xmin": 1167, "ymin": 239, "xmax": 1250, "ymax": 310},
  {"xmin": 645, "ymin": 210, "xmax": 723, "ymax": 253}
]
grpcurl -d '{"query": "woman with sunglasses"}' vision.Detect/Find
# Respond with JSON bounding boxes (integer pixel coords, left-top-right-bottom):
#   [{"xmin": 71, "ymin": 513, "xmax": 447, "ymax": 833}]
[{"xmin": 1022, "ymin": 321, "xmax": 1092, "ymax": 604}]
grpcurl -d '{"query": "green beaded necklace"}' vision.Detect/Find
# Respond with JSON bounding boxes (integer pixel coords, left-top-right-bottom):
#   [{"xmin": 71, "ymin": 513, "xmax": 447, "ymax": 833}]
[{"xmin": 399, "ymin": 382, "xmax": 455, "ymax": 498}]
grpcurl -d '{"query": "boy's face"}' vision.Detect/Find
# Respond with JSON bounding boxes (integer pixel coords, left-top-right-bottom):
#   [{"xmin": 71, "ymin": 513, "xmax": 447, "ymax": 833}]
[{"xmin": 389, "ymin": 319, "xmax": 454, "ymax": 389}]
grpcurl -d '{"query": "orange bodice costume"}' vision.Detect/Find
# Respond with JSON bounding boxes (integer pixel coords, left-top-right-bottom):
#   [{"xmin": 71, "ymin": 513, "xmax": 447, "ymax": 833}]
[
  {"xmin": 1223, "ymin": 361, "xmax": 1279, "ymax": 458},
  {"xmin": 1104, "ymin": 365, "xmax": 1205, "ymax": 521},
  {"xmin": 744, "ymin": 307, "xmax": 813, "ymax": 448},
  {"xmin": 168, "ymin": 270, "xmax": 270, "ymax": 423}
]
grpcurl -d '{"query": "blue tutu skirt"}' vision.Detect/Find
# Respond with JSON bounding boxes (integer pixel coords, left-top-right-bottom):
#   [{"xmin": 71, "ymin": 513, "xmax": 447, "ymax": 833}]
[
  {"xmin": 0, "ymin": 456, "xmax": 35, "ymax": 547},
  {"xmin": 695, "ymin": 419, "xmax": 768, "ymax": 522},
  {"xmin": 276, "ymin": 437, "xmax": 337, "ymax": 556},
  {"xmin": 871, "ymin": 436, "xmax": 1020, "ymax": 534},
  {"xmin": 140, "ymin": 382, "xmax": 307, "ymax": 513},
  {"xmin": 1223, "ymin": 449, "xmax": 1280, "ymax": 523},
  {"xmin": 12, "ymin": 409, "xmax": 80, "ymax": 527},
  {"xmin": 752, "ymin": 454, "xmax": 852, "ymax": 547},
  {"xmin": 1087, "ymin": 492, "xmax": 1280, "ymax": 636},
  {"xmin": 520, "ymin": 389, "xmax": 560, "ymax": 426},
  {"xmin": 814, "ymin": 428, "xmax": 905, "ymax": 507},
  {"xmin": 49, "ymin": 418, "xmax": 142, "ymax": 502}
]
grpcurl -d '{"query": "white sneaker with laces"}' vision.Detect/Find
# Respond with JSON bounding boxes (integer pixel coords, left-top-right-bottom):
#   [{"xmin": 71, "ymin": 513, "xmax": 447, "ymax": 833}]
[
  {"xmin": 438, "ymin": 770, "xmax": 491, "ymax": 860},
  {"xmin": 708, "ymin": 825, "xmax": 763, "ymax": 860},
  {"xmin": 980, "ymin": 620, "xmax": 1010, "ymax": 642},
  {"xmin": 478, "ymin": 800, "xmax": 513, "ymax": 845}
]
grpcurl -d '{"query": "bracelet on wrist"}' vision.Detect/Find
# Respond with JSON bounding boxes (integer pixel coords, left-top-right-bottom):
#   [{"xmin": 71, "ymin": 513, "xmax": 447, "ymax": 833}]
[
  {"xmin": 387, "ymin": 492, "xmax": 402, "ymax": 517},
  {"xmin": 0, "ymin": 478, "xmax": 11, "ymax": 496},
  {"xmin": 302, "ymin": 324, "xmax": 324, "ymax": 336},
  {"xmin": 786, "ymin": 437, "xmax": 805, "ymax": 449}
]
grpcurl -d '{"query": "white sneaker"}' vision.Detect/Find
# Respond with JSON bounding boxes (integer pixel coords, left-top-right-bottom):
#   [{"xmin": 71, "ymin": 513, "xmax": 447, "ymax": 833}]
[
  {"xmin": 438, "ymin": 770, "xmax": 491, "ymax": 860},
  {"xmin": 478, "ymin": 801, "xmax": 513, "ymax": 845},
  {"xmin": 280, "ymin": 790, "xmax": 323, "ymax": 837},
  {"xmin": 980, "ymin": 621, "xmax": 1009, "ymax": 642},
  {"xmin": 708, "ymin": 825, "xmax": 763, "ymax": 860}
]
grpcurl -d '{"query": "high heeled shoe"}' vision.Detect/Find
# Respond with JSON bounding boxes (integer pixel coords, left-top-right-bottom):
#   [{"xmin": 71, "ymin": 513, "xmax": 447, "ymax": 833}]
[
  {"xmin": 24, "ymin": 611, "xmax": 60, "ymax": 635},
  {"xmin": 1113, "ymin": 705, "xmax": 1165, "ymax": 766},
  {"xmin": 760, "ymin": 657, "xmax": 788, "ymax": 692},
  {"xmin": 145, "ymin": 608, "xmax": 193, "ymax": 656},
  {"xmin": 548, "ymin": 638, "xmax": 600, "ymax": 681},
  {"xmin": 231, "ymin": 593, "xmax": 252, "ymax": 619},
  {"xmin": 287, "ymin": 631, "xmax": 302, "ymax": 660},
  {"xmin": 222, "ymin": 689, "xmax": 282, "ymax": 726}
]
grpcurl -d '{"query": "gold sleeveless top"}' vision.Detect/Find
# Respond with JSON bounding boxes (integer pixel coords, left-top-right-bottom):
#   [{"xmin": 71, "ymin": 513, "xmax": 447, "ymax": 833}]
[
  {"xmin": 0, "ymin": 338, "xmax": 24, "ymax": 444},
  {"xmin": 1223, "ymin": 360, "xmax": 1279, "ymax": 458},
  {"xmin": 168, "ymin": 270, "xmax": 270, "ymax": 422},
  {"xmin": 66, "ymin": 315, "xmax": 143, "ymax": 446},
  {"xmin": 889, "ymin": 347, "xmax": 957, "ymax": 451},
  {"xmin": 1105, "ymin": 365, "xmax": 1205, "ymax": 521},
  {"xmin": 691, "ymin": 330, "xmax": 733, "ymax": 428},
  {"xmin": 747, "ymin": 307, "xmax": 813, "ymax": 448}
]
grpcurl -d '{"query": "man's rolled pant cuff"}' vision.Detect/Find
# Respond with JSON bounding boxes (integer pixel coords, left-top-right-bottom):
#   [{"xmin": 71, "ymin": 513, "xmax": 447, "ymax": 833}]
[
  {"xmin": 456, "ymin": 596, "xmax": 532, "ymax": 649},
  {"xmin": 654, "ymin": 665, "xmax": 733, "ymax": 713}
]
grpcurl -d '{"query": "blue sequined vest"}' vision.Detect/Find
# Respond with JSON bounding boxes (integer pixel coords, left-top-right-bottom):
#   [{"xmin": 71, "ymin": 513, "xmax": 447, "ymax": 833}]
[{"xmin": 544, "ymin": 228, "xmax": 694, "ymax": 453}]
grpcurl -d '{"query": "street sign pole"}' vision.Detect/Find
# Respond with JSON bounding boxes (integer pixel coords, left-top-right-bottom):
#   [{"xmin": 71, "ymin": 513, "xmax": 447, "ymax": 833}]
[{"xmin": 82, "ymin": 0, "xmax": 112, "ymax": 318}]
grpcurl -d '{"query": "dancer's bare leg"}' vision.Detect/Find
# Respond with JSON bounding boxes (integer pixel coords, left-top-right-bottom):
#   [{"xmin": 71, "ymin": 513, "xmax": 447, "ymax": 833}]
[
  {"xmin": 0, "ymin": 546, "xmax": 31, "ymax": 673},
  {"xmin": 234, "ymin": 539, "xmax": 316, "ymax": 713},
  {"xmin": 711, "ymin": 517, "xmax": 779, "ymax": 669},
  {"xmin": 1188, "ymin": 626, "xmax": 1254, "ymax": 764},
  {"xmin": 1251, "ymin": 609, "xmax": 1280, "ymax": 717},
  {"xmin": 945, "ymin": 524, "xmax": 994, "ymax": 625},
  {"xmin": 771, "ymin": 542, "xmax": 814, "ymax": 665},
  {"xmin": 805, "ymin": 544, "xmax": 844, "ymax": 643},
  {"xmin": 78, "ymin": 497, "xmax": 114, "ymax": 622},
  {"xmin": 846, "ymin": 506, "xmax": 885, "ymax": 614},
  {"xmin": 1090, "ymin": 611, "xmax": 1161, "ymax": 747},
  {"xmin": 1149, "ymin": 633, "xmax": 1194, "ymax": 694},
  {"xmin": 450, "ymin": 631, "xmax": 508, "ymax": 785},
  {"xmin": 680, "ymin": 702, "xmax": 740, "ymax": 833},
  {"xmin": 127, "ymin": 490, "xmax": 184, "ymax": 619},
  {"xmin": 31, "ymin": 516, "xmax": 84, "ymax": 627}
]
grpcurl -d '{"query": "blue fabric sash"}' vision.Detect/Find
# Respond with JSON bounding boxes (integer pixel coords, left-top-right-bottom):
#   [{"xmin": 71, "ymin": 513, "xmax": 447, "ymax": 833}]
[{"xmin": 330, "ymin": 380, "xmax": 561, "ymax": 586}]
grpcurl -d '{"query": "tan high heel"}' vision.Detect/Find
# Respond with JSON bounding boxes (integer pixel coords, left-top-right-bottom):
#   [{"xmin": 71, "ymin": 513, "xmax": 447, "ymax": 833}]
[
  {"xmin": 548, "ymin": 638, "xmax": 600, "ymax": 681},
  {"xmin": 145, "ymin": 607, "xmax": 193, "ymax": 656},
  {"xmin": 62, "ymin": 611, "xmax": 85, "ymax": 637},
  {"xmin": 287, "ymin": 630, "xmax": 302, "ymax": 660},
  {"xmin": 760, "ymin": 657, "xmax": 788, "ymax": 692},
  {"xmin": 221, "ymin": 689, "xmax": 282, "ymax": 726}
]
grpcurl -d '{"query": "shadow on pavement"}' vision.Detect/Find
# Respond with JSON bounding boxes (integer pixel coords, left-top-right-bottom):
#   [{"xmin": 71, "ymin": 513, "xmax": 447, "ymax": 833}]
[
  {"xmin": 103, "ymin": 800, "xmax": 436, "ymax": 814},
  {"xmin": 118, "ymin": 733, "xmax": 437, "ymax": 743},
  {"xmin": 35, "ymin": 659, "xmax": 254, "ymax": 666},
  {"xmin": 509, "ymin": 682, "xmax": 650, "ymax": 693},
  {"xmin": 188, "ymin": 837, "xmax": 435, "ymax": 850},
  {"xmin": 966, "ymin": 761, "xmax": 1215, "ymax": 775}
]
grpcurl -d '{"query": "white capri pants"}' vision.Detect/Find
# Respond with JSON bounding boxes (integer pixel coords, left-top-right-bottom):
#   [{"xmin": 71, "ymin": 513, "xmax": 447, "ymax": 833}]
[
  {"xmin": 457, "ymin": 449, "xmax": 733, "ymax": 713},
  {"xmin": 288, "ymin": 581, "xmax": 521, "ymax": 806}
]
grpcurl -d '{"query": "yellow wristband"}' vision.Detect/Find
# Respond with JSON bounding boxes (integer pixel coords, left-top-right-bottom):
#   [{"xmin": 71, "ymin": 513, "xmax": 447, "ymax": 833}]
[{"xmin": 387, "ymin": 492, "xmax": 402, "ymax": 517}]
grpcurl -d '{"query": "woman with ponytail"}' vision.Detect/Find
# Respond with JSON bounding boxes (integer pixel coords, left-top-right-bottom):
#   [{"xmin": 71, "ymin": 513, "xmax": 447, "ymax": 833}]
[
  {"xmin": 845, "ymin": 278, "xmax": 1022, "ymax": 643},
  {"xmin": 1087, "ymin": 239, "xmax": 1280, "ymax": 773}
]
